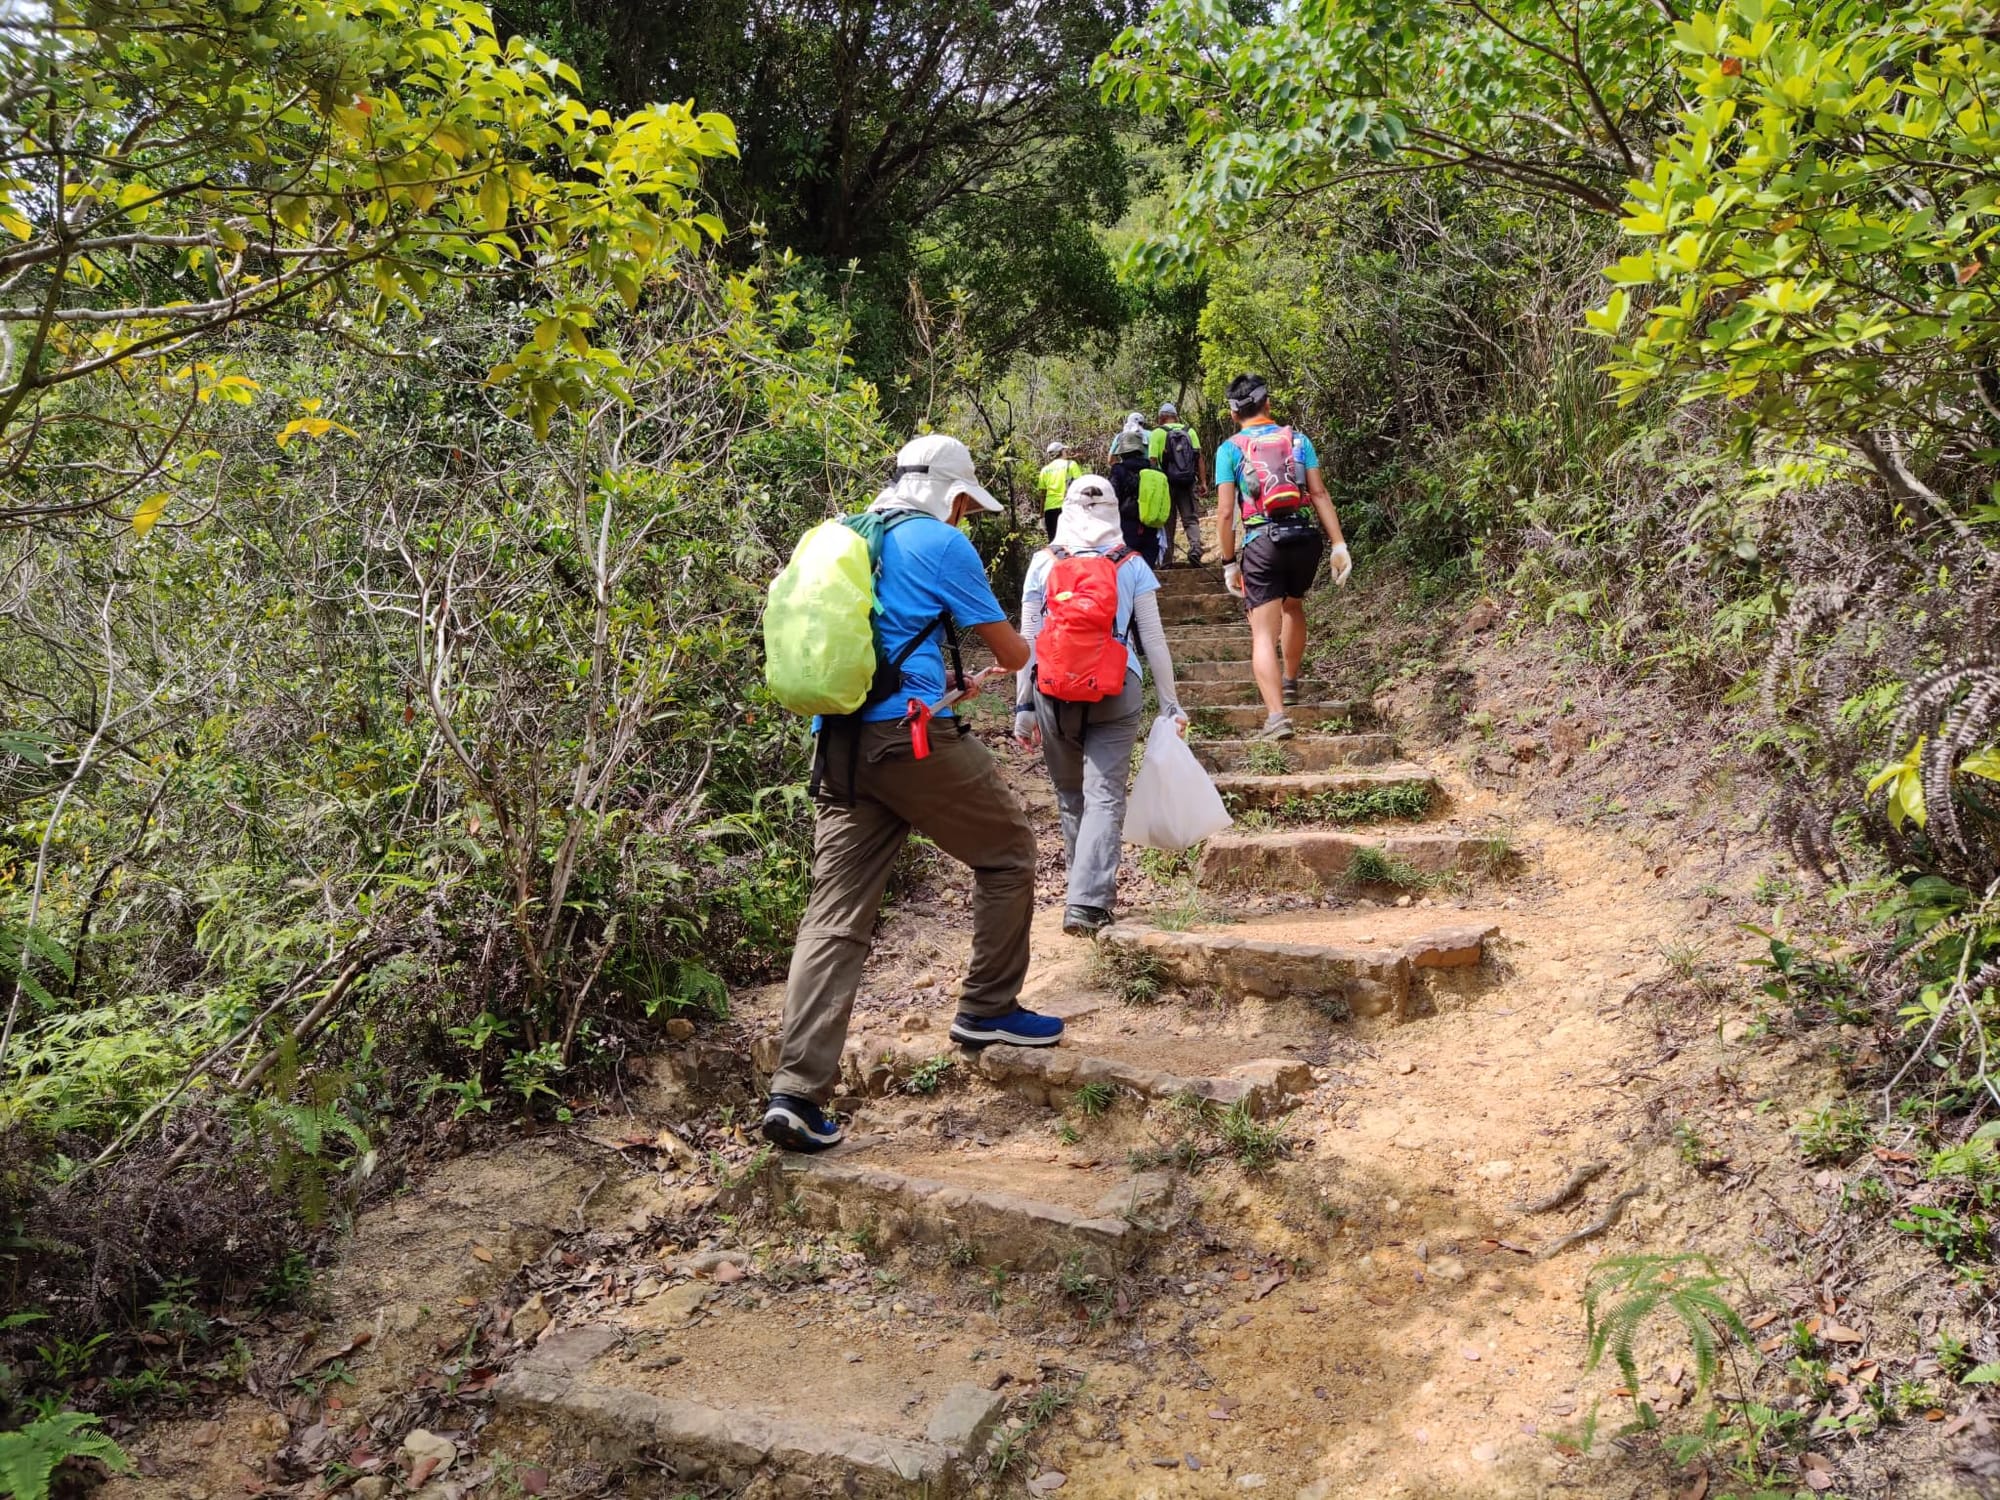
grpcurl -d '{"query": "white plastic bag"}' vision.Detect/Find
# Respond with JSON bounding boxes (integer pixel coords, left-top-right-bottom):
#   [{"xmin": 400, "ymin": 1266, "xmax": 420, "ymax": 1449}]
[{"xmin": 1124, "ymin": 715, "xmax": 1233, "ymax": 852}]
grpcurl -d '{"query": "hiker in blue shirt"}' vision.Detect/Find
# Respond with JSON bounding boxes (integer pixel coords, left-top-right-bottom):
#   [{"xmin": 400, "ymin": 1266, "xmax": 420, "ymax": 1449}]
[
  {"xmin": 1214, "ymin": 375, "xmax": 1353, "ymax": 741},
  {"xmin": 762, "ymin": 434, "xmax": 1065, "ymax": 1154}
]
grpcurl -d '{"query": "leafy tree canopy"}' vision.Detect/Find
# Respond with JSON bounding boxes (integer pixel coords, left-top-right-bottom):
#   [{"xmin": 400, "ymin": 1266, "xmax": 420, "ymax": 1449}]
[
  {"xmin": 498, "ymin": 0, "xmax": 1146, "ymax": 383},
  {"xmin": 1594, "ymin": 0, "xmax": 2000, "ymax": 521},
  {"xmin": 0, "ymin": 0, "xmax": 739, "ymax": 524},
  {"xmin": 1097, "ymin": 0, "xmax": 1680, "ymax": 267}
]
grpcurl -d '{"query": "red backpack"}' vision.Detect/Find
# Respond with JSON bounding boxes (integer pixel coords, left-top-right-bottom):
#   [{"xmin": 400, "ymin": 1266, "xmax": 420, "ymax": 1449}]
[
  {"xmin": 1035, "ymin": 545, "xmax": 1133, "ymax": 703},
  {"xmin": 1229, "ymin": 425, "xmax": 1305, "ymax": 524}
]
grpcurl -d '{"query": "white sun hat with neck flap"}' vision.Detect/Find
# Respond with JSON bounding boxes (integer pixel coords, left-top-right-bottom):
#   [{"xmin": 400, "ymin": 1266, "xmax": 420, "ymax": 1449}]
[{"xmin": 870, "ymin": 433, "xmax": 1000, "ymax": 523}]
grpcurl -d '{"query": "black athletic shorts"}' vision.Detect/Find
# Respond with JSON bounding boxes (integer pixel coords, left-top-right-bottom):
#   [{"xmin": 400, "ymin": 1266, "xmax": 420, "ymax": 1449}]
[{"xmin": 1239, "ymin": 522, "xmax": 1325, "ymax": 608}]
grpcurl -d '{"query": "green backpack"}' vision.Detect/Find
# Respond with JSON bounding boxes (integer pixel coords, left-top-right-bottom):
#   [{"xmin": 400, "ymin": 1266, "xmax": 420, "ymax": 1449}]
[
  {"xmin": 764, "ymin": 509, "xmax": 932, "ymax": 716},
  {"xmin": 1137, "ymin": 467, "xmax": 1171, "ymax": 527}
]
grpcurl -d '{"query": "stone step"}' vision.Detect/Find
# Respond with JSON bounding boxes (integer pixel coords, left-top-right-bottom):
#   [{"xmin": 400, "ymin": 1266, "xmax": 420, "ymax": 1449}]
[
  {"xmin": 1192, "ymin": 701, "xmax": 1372, "ymax": 733},
  {"xmin": 1195, "ymin": 734, "xmax": 1400, "ymax": 773},
  {"xmin": 1098, "ymin": 919, "xmax": 1497, "ymax": 1023},
  {"xmin": 1211, "ymin": 765, "xmax": 1439, "ymax": 818},
  {"xmin": 1175, "ymin": 657, "xmax": 1257, "ymax": 682},
  {"xmin": 1159, "ymin": 627, "xmax": 1251, "ymax": 663},
  {"xmin": 973, "ymin": 1038, "xmax": 1310, "ymax": 1118},
  {"xmin": 1196, "ymin": 829, "xmax": 1519, "ymax": 892},
  {"xmin": 1158, "ymin": 593, "xmax": 1244, "ymax": 626},
  {"xmin": 498, "ymin": 1320, "xmax": 1006, "ymax": 1498},
  {"xmin": 778, "ymin": 1135, "xmax": 1178, "ymax": 1275},
  {"xmin": 1154, "ymin": 564, "xmax": 1231, "ymax": 598}
]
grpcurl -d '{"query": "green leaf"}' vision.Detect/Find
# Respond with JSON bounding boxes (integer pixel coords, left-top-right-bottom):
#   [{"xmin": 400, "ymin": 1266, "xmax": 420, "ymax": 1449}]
[{"xmin": 0, "ymin": 1412, "xmax": 132, "ymax": 1500}]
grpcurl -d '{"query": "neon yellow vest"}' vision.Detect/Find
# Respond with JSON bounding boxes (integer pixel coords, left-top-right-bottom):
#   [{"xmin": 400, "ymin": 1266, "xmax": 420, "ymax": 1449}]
[{"xmin": 1039, "ymin": 458, "xmax": 1083, "ymax": 512}]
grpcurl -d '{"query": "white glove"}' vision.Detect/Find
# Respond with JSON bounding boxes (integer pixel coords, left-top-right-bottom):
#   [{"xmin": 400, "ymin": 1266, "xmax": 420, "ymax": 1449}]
[
  {"xmin": 1223, "ymin": 561, "xmax": 1245, "ymax": 597},
  {"xmin": 1013, "ymin": 709, "xmax": 1040, "ymax": 749},
  {"xmin": 1329, "ymin": 542, "xmax": 1353, "ymax": 587},
  {"xmin": 1164, "ymin": 707, "xmax": 1189, "ymax": 738}
]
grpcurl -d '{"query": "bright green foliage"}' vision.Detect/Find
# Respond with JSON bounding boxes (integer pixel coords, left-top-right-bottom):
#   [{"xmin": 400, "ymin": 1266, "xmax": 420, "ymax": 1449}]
[
  {"xmin": 0, "ymin": 1411, "xmax": 132, "ymax": 1500},
  {"xmin": 1097, "ymin": 0, "xmax": 1674, "ymax": 267},
  {"xmin": 1583, "ymin": 1253, "xmax": 1750, "ymax": 1424},
  {"xmin": 1599, "ymin": 0, "xmax": 2000, "ymax": 473},
  {"xmin": 1, "ymin": 0, "xmax": 740, "ymax": 520}
]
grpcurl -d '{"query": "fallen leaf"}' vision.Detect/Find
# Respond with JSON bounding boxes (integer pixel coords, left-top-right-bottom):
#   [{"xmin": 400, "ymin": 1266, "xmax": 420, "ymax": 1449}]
[
  {"xmin": 1231, "ymin": 1269, "xmax": 1251, "ymax": 1282},
  {"xmin": 471, "ymin": 1245, "xmax": 495, "ymax": 1264},
  {"xmin": 1028, "ymin": 1471, "xmax": 1067, "ymax": 1493},
  {"xmin": 411, "ymin": 1456, "xmax": 440, "ymax": 1487},
  {"xmin": 1718, "ymin": 55, "xmax": 1743, "ymax": 75},
  {"xmin": 1804, "ymin": 1472, "xmax": 1834, "ymax": 1492},
  {"xmin": 1927, "ymin": 1408, "xmax": 1949, "ymax": 1421},
  {"xmin": 1461, "ymin": 1346, "xmax": 1482, "ymax": 1362},
  {"xmin": 1746, "ymin": 1311, "xmax": 1780, "ymax": 1331},
  {"xmin": 519, "ymin": 1470, "xmax": 550, "ymax": 1497},
  {"xmin": 1252, "ymin": 1273, "xmax": 1287, "ymax": 1301},
  {"xmin": 714, "ymin": 1261, "xmax": 746, "ymax": 1286},
  {"xmin": 1820, "ymin": 1323, "xmax": 1864, "ymax": 1344},
  {"xmin": 1679, "ymin": 1470, "xmax": 1710, "ymax": 1500},
  {"xmin": 1801, "ymin": 1454, "xmax": 1833, "ymax": 1475}
]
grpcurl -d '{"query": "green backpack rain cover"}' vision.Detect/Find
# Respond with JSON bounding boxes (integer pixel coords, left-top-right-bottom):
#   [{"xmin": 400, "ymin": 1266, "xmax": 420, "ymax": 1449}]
[
  {"xmin": 764, "ymin": 511, "xmax": 924, "ymax": 716},
  {"xmin": 1137, "ymin": 467, "xmax": 1171, "ymax": 527}
]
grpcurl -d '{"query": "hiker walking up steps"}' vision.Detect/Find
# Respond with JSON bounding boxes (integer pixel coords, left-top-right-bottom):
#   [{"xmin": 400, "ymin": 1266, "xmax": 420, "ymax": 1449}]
[
  {"xmin": 758, "ymin": 434, "xmax": 1065, "ymax": 1154},
  {"xmin": 1037, "ymin": 440, "xmax": 1083, "ymax": 542},
  {"xmin": 1149, "ymin": 402, "xmax": 1205, "ymax": 567},
  {"xmin": 1215, "ymin": 374, "xmax": 1352, "ymax": 741},
  {"xmin": 1109, "ymin": 422, "xmax": 1166, "ymax": 563},
  {"xmin": 1015, "ymin": 474, "xmax": 1186, "ymax": 936}
]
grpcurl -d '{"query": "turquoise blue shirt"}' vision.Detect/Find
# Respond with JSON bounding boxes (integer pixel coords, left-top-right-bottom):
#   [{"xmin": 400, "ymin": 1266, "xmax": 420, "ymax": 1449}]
[
  {"xmin": 1214, "ymin": 422, "xmax": 1319, "ymax": 499},
  {"xmin": 847, "ymin": 514, "xmax": 1005, "ymax": 723},
  {"xmin": 1023, "ymin": 546, "xmax": 1161, "ymax": 683}
]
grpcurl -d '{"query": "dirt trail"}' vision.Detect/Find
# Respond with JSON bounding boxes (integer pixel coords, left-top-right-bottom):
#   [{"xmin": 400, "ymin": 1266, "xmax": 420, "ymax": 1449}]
[{"xmin": 102, "ymin": 561, "xmax": 1968, "ymax": 1499}]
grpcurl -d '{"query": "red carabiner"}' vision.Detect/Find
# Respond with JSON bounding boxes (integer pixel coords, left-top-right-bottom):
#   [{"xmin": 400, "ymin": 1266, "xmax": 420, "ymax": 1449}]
[{"xmin": 904, "ymin": 697, "xmax": 933, "ymax": 759}]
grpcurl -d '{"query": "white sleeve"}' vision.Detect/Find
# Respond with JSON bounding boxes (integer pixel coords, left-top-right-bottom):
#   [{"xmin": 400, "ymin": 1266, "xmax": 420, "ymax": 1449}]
[
  {"xmin": 1017, "ymin": 556, "xmax": 1047, "ymax": 707},
  {"xmin": 1131, "ymin": 590, "xmax": 1179, "ymax": 715}
]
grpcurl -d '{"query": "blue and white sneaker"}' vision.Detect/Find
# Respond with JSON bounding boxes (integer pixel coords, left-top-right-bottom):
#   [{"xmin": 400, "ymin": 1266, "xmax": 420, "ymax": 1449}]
[
  {"xmin": 949, "ymin": 1008, "xmax": 1065, "ymax": 1048},
  {"xmin": 761, "ymin": 1094, "xmax": 844, "ymax": 1153}
]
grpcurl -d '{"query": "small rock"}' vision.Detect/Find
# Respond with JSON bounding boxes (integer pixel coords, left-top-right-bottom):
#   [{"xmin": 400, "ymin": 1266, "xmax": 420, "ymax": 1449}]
[
  {"xmin": 631, "ymin": 1277, "xmax": 663, "ymax": 1300},
  {"xmin": 665, "ymin": 1018, "xmax": 695, "ymax": 1041},
  {"xmin": 1028, "ymin": 1472, "xmax": 1067, "ymax": 1493},
  {"xmin": 1395, "ymin": 894, "xmax": 1412, "ymax": 908},
  {"xmin": 1720, "ymin": 1017, "xmax": 1752, "ymax": 1044},
  {"xmin": 1181, "ymin": 1282, "xmax": 1203, "ymax": 1296},
  {"xmin": 1430, "ymin": 1257, "xmax": 1469, "ymax": 1284},
  {"xmin": 248, "ymin": 1412, "xmax": 289, "ymax": 1443},
  {"xmin": 190, "ymin": 1422, "xmax": 221, "ymax": 1448},
  {"xmin": 892, "ymin": 1301, "xmax": 910, "ymax": 1314},
  {"xmin": 714, "ymin": 1260, "xmax": 747, "ymax": 1286},
  {"xmin": 1077, "ymin": 1440, "xmax": 1105, "ymax": 1458},
  {"xmin": 509, "ymin": 1294, "xmax": 551, "ymax": 1343},
  {"xmin": 1394, "ymin": 1060, "xmax": 1415, "ymax": 1075},
  {"xmin": 353, "ymin": 1480, "xmax": 392, "ymax": 1500},
  {"xmin": 1471, "ymin": 1442, "xmax": 1501, "ymax": 1463},
  {"xmin": 903, "ymin": 1014, "xmax": 930, "ymax": 1032},
  {"xmin": 845, "ymin": 1351, "xmax": 862, "ymax": 1363},
  {"xmin": 1509, "ymin": 734, "xmax": 1538, "ymax": 761},
  {"xmin": 1072, "ymin": 1414, "xmax": 1098, "ymax": 1440},
  {"xmin": 1461, "ymin": 1346, "xmax": 1482, "ymax": 1362},
  {"xmin": 400, "ymin": 1429, "xmax": 457, "ymax": 1473},
  {"xmin": 1237, "ymin": 1475, "xmax": 1268, "ymax": 1490},
  {"xmin": 1475, "ymin": 1160, "xmax": 1514, "ymax": 1179}
]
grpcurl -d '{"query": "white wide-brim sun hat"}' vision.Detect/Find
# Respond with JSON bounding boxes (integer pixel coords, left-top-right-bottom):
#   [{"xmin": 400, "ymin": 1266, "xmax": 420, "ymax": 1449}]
[{"xmin": 876, "ymin": 432, "xmax": 1001, "ymax": 521}]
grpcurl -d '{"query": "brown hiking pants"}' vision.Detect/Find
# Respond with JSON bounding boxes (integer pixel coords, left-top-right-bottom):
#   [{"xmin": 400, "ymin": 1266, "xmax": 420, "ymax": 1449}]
[{"xmin": 770, "ymin": 717, "xmax": 1038, "ymax": 1104}]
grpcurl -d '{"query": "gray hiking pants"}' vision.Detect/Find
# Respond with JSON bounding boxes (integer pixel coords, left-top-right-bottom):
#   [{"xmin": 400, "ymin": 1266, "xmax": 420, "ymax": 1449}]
[
  {"xmin": 1036, "ymin": 673, "xmax": 1144, "ymax": 912},
  {"xmin": 1160, "ymin": 479, "xmax": 1204, "ymax": 564}
]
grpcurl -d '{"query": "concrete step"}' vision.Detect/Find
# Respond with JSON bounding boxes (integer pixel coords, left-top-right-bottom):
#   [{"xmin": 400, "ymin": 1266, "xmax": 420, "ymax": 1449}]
[
  {"xmin": 1176, "ymin": 657, "xmax": 1257, "ymax": 682},
  {"xmin": 1159, "ymin": 627, "xmax": 1251, "ymax": 663},
  {"xmin": 1211, "ymin": 765, "xmax": 1439, "ymax": 818},
  {"xmin": 1191, "ymin": 701, "xmax": 1372, "ymax": 733},
  {"xmin": 1155, "ymin": 564, "xmax": 1231, "ymax": 598},
  {"xmin": 778, "ymin": 1134, "xmax": 1178, "ymax": 1274},
  {"xmin": 498, "ymin": 1318, "xmax": 1007, "ymax": 1497},
  {"xmin": 1098, "ymin": 919, "xmax": 1497, "ymax": 1023},
  {"xmin": 1196, "ymin": 828, "xmax": 1520, "ymax": 892},
  {"xmin": 973, "ymin": 1035, "xmax": 1310, "ymax": 1118},
  {"xmin": 1159, "ymin": 593, "xmax": 1244, "ymax": 626},
  {"xmin": 1195, "ymin": 734, "xmax": 1400, "ymax": 773}
]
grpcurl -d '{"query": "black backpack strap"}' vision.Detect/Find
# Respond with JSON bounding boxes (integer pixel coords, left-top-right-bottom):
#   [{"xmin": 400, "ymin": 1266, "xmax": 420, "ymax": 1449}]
[{"xmin": 1104, "ymin": 544, "xmax": 1133, "ymax": 565}]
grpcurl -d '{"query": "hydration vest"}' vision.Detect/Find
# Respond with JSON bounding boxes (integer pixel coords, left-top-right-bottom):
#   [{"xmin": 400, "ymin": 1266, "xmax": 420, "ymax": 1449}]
[{"xmin": 1229, "ymin": 426, "xmax": 1306, "ymax": 525}]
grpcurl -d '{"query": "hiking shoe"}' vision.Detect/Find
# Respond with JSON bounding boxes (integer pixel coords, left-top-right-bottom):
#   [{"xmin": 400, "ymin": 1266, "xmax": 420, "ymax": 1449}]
[
  {"xmin": 1254, "ymin": 714, "xmax": 1296, "ymax": 742},
  {"xmin": 1063, "ymin": 905, "xmax": 1114, "ymax": 937},
  {"xmin": 1282, "ymin": 677, "xmax": 1299, "ymax": 706},
  {"xmin": 950, "ymin": 1008, "xmax": 1065, "ymax": 1048},
  {"xmin": 761, "ymin": 1094, "xmax": 844, "ymax": 1153}
]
